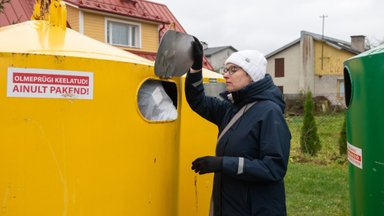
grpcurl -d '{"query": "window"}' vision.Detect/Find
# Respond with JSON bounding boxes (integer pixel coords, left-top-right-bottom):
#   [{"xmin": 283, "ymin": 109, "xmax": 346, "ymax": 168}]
[
  {"xmin": 275, "ymin": 58, "xmax": 285, "ymax": 77},
  {"xmin": 106, "ymin": 19, "xmax": 140, "ymax": 48},
  {"xmin": 338, "ymin": 79, "xmax": 345, "ymax": 98}
]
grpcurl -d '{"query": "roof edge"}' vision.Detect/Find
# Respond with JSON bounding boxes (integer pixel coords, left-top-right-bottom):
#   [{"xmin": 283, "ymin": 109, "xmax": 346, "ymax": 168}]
[
  {"xmin": 266, "ymin": 30, "xmax": 364, "ymax": 58},
  {"xmin": 64, "ymin": 0, "xmax": 168, "ymax": 24},
  {"xmin": 204, "ymin": 46, "xmax": 238, "ymax": 56},
  {"xmin": 265, "ymin": 38, "xmax": 300, "ymax": 58}
]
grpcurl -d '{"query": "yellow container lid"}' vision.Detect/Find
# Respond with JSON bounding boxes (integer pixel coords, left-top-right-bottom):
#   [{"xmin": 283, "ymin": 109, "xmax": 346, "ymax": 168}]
[{"xmin": 0, "ymin": 20, "xmax": 153, "ymax": 65}]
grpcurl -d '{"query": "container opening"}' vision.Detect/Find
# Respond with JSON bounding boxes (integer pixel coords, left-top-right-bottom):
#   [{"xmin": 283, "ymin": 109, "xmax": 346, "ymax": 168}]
[
  {"xmin": 137, "ymin": 79, "xmax": 178, "ymax": 121},
  {"xmin": 343, "ymin": 67, "xmax": 352, "ymax": 108}
]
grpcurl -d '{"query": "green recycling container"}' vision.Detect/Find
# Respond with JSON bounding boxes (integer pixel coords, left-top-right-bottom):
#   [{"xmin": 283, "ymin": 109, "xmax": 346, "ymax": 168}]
[{"xmin": 344, "ymin": 44, "xmax": 384, "ymax": 216}]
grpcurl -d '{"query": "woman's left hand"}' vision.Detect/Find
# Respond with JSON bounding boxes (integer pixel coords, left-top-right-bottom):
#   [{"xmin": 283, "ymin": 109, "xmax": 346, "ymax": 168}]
[{"xmin": 192, "ymin": 156, "xmax": 223, "ymax": 174}]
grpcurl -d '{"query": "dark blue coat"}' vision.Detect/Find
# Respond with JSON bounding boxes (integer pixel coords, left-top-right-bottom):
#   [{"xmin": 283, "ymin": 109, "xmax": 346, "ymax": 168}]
[{"xmin": 185, "ymin": 71, "xmax": 291, "ymax": 216}]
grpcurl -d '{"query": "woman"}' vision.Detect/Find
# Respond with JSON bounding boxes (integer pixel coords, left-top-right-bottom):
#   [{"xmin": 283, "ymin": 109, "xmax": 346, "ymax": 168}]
[{"xmin": 185, "ymin": 37, "xmax": 291, "ymax": 216}]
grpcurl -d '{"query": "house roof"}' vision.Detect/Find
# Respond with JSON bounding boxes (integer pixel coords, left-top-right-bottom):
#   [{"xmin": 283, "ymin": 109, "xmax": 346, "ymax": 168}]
[
  {"xmin": 141, "ymin": 0, "xmax": 185, "ymax": 35},
  {"xmin": 65, "ymin": 0, "xmax": 169, "ymax": 23},
  {"xmin": 0, "ymin": 0, "xmax": 34, "ymax": 27},
  {"xmin": 0, "ymin": 0, "xmax": 213, "ymax": 70},
  {"xmin": 0, "ymin": 0, "xmax": 178, "ymax": 28},
  {"xmin": 266, "ymin": 30, "xmax": 361, "ymax": 58},
  {"xmin": 204, "ymin": 46, "xmax": 237, "ymax": 57}
]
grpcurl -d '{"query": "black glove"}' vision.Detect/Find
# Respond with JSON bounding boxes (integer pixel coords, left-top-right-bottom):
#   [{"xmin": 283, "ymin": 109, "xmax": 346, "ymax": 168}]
[
  {"xmin": 190, "ymin": 36, "xmax": 203, "ymax": 70},
  {"xmin": 192, "ymin": 156, "xmax": 223, "ymax": 174}
]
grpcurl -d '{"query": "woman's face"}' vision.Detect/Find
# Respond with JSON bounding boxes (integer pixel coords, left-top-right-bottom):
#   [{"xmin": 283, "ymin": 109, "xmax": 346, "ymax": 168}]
[{"xmin": 223, "ymin": 64, "xmax": 253, "ymax": 92}]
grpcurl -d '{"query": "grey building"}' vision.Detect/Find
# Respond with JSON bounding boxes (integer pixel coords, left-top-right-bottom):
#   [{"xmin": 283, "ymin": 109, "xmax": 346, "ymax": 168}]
[
  {"xmin": 266, "ymin": 30, "xmax": 367, "ymax": 107},
  {"xmin": 204, "ymin": 46, "xmax": 238, "ymax": 72}
]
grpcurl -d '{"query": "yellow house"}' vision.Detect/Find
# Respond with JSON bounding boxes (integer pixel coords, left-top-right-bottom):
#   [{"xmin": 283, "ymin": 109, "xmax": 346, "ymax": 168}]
[
  {"xmin": 65, "ymin": 0, "xmax": 169, "ymax": 57},
  {"xmin": 1, "ymin": 0, "xmax": 168, "ymax": 56},
  {"xmin": 266, "ymin": 31, "xmax": 367, "ymax": 107},
  {"xmin": 0, "ymin": 0, "xmax": 214, "ymax": 69}
]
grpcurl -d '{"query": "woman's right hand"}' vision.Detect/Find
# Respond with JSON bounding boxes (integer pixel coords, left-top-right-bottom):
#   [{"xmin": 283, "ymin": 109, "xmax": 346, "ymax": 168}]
[{"xmin": 190, "ymin": 36, "xmax": 203, "ymax": 71}]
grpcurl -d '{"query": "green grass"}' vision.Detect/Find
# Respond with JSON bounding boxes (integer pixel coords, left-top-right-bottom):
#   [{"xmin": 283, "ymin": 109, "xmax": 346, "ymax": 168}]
[
  {"xmin": 286, "ymin": 112, "xmax": 347, "ymax": 164},
  {"xmin": 286, "ymin": 163, "xmax": 349, "ymax": 216},
  {"xmin": 285, "ymin": 112, "xmax": 350, "ymax": 215}
]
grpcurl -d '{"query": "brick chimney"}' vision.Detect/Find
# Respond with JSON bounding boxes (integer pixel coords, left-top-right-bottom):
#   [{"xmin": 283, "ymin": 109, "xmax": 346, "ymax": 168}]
[{"xmin": 350, "ymin": 35, "xmax": 366, "ymax": 52}]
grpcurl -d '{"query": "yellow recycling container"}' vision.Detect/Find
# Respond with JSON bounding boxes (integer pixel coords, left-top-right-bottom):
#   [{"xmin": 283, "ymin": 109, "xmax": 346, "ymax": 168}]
[
  {"xmin": 0, "ymin": 3, "xmax": 225, "ymax": 215},
  {"xmin": 178, "ymin": 71, "xmax": 225, "ymax": 216},
  {"xmin": 0, "ymin": 0, "xmax": 223, "ymax": 216},
  {"xmin": 0, "ymin": 19, "xmax": 181, "ymax": 215}
]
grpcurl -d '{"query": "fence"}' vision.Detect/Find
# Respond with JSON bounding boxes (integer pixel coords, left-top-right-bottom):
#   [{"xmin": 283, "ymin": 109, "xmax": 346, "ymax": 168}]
[{"xmin": 285, "ymin": 92, "xmax": 346, "ymax": 116}]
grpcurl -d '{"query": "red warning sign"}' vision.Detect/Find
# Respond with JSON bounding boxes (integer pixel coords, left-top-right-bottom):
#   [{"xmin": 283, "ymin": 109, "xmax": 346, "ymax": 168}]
[
  {"xmin": 347, "ymin": 142, "xmax": 363, "ymax": 169},
  {"xmin": 7, "ymin": 67, "xmax": 93, "ymax": 99}
]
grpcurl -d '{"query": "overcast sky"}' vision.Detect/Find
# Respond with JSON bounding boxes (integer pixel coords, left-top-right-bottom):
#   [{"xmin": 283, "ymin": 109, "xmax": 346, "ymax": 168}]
[{"xmin": 150, "ymin": 0, "xmax": 384, "ymax": 55}]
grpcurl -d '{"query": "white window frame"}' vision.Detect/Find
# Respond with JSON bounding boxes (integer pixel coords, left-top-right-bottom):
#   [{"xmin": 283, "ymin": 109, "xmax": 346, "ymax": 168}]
[
  {"xmin": 79, "ymin": 11, "xmax": 84, "ymax": 34},
  {"xmin": 105, "ymin": 18, "xmax": 141, "ymax": 48},
  {"xmin": 338, "ymin": 79, "xmax": 345, "ymax": 98}
]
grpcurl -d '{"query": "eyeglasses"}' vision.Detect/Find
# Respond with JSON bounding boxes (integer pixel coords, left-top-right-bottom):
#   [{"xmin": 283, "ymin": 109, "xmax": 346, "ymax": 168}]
[{"xmin": 222, "ymin": 65, "xmax": 242, "ymax": 75}]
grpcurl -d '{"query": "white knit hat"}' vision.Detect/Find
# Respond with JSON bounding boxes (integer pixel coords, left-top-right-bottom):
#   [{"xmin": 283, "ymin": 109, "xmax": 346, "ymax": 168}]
[{"xmin": 224, "ymin": 50, "xmax": 267, "ymax": 82}]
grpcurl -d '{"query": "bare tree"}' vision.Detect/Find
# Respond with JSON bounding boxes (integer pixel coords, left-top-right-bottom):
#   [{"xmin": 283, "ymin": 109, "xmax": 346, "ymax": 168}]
[
  {"xmin": 0, "ymin": 0, "xmax": 11, "ymax": 14},
  {"xmin": 366, "ymin": 35, "xmax": 384, "ymax": 49}
]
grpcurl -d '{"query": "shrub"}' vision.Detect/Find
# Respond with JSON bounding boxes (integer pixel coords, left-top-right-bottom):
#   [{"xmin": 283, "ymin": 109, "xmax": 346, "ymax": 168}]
[{"xmin": 300, "ymin": 91, "xmax": 321, "ymax": 155}]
